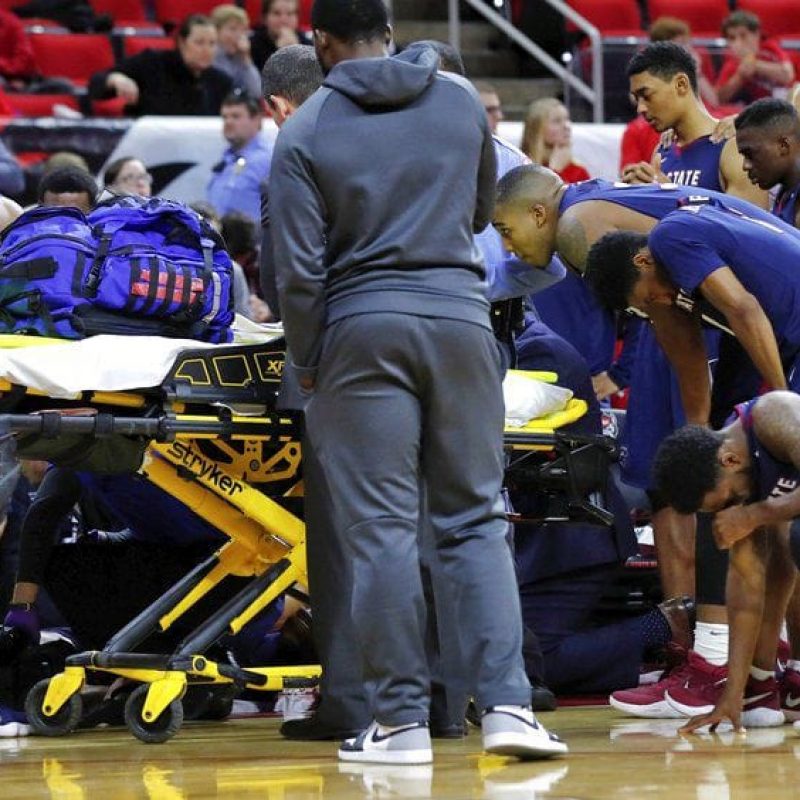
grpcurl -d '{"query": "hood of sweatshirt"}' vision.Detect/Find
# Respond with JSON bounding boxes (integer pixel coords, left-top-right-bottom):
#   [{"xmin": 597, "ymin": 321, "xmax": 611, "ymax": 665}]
[{"xmin": 322, "ymin": 42, "xmax": 438, "ymax": 108}]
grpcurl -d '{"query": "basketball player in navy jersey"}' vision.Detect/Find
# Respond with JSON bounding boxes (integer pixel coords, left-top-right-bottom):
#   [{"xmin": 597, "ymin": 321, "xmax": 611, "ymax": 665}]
[
  {"xmin": 586, "ymin": 205, "xmax": 800, "ymax": 728},
  {"xmin": 734, "ymin": 97, "xmax": 800, "ymax": 229},
  {"xmin": 492, "ymin": 167, "xmax": 791, "ymax": 720},
  {"xmin": 653, "ymin": 391, "xmax": 800, "ymax": 732},
  {"xmin": 618, "ymin": 41, "xmax": 768, "ymax": 719}
]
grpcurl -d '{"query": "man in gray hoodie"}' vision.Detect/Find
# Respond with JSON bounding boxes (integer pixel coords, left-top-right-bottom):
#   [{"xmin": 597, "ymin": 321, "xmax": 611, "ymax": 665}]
[{"xmin": 270, "ymin": 0, "xmax": 567, "ymax": 764}]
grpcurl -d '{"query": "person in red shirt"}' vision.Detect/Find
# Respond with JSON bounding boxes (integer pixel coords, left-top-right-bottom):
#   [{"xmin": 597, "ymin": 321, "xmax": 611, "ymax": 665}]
[
  {"xmin": 0, "ymin": 9, "xmax": 37, "ymax": 88},
  {"xmin": 520, "ymin": 97, "xmax": 590, "ymax": 182},
  {"xmin": 716, "ymin": 11, "xmax": 793, "ymax": 106}
]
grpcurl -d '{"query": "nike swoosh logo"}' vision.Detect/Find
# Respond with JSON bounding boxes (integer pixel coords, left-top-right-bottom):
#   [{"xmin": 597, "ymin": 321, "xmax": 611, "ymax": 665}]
[
  {"xmin": 744, "ymin": 691, "xmax": 773, "ymax": 705},
  {"xmin": 370, "ymin": 724, "xmax": 423, "ymax": 743},
  {"xmin": 784, "ymin": 695, "xmax": 800, "ymax": 708}
]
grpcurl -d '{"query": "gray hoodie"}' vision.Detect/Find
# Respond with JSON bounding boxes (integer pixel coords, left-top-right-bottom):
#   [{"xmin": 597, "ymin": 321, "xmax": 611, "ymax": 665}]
[{"xmin": 270, "ymin": 43, "xmax": 497, "ymax": 380}]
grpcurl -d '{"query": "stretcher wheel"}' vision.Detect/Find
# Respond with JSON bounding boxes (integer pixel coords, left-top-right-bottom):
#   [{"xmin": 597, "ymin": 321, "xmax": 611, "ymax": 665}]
[
  {"xmin": 124, "ymin": 684, "xmax": 184, "ymax": 744},
  {"xmin": 25, "ymin": 678, "xmax": 83, "ymax": 737}
]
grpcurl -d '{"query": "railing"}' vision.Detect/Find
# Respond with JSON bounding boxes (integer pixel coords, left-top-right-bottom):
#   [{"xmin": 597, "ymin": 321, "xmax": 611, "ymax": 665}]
[{"xmin": 446, "ymin": 0, "xmax": 604, "ymax": 123}]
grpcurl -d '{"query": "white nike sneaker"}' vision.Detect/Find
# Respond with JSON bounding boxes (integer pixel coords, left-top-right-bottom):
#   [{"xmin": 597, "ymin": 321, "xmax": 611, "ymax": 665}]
[
  {"xmin": 481, "ymin": 706, "xmax": 568, "ymax": 759},
  {"xmin": 338, "ymin": 720, "xmax": 432, "ymax": 764}
]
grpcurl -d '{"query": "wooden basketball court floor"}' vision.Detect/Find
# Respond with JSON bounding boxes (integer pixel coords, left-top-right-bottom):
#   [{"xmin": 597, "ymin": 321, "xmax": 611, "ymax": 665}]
[{"xmin": 1, "ymin": 705, "xmax": 799, "ymax": 799}]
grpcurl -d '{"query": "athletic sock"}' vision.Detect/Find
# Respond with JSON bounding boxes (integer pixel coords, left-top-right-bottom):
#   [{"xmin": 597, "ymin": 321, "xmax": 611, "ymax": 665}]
[{"xmin": 694, "ymin": 621, "xmax": 728, "ymax": 666}]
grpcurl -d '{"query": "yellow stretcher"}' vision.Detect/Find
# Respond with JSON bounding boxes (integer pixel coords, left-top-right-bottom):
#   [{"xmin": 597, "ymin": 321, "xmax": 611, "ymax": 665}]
[{"xmin": 0, "ymin": 334, "xmax": 616, "ymax": 743}]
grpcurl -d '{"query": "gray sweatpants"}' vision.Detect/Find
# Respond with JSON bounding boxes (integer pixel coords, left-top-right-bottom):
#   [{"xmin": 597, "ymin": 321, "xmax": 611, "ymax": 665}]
[{"xmin": 306, "ymin": 312, "xmax": 531, "ymax": 725}]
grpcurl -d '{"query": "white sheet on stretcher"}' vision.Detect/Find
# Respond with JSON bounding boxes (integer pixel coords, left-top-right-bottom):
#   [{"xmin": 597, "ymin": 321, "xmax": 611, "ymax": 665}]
[{"xmin": 0, "ymin": 317, "xmax": 284, "ymax": 399}]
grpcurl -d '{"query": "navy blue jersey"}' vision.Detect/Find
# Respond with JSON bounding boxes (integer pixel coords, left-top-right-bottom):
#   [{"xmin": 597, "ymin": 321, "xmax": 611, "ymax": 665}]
[
  {"xmin": 559, "ymin": 178, "xmax": 762, "ymax": 222},
  {"xmin": 649, "ymin": 201, "xmax": 800, "ymax": 357},
  {"xmin": 736, "ymin": 398, "xmax": 800, "ymax": 502},
  {"xmin": 657, "ymin": 136, "xmax": 725, "ymax": 192},
  {"xmin": 774, "ymin": 182, "xmax": 800, "ymax": 228}
]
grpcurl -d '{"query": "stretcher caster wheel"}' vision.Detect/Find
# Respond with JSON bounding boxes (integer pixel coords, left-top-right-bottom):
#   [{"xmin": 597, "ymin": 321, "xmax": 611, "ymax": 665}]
[
  {"xmin": 124, "ymin": 684, "xmax": 184, "ymax": 744},
  {"xmin": 25, "ymin": 678, "xmax": 83, "ymax": 737}
]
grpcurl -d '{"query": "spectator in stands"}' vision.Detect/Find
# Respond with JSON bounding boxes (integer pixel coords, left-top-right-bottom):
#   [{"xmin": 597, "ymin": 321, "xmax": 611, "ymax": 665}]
[
  {"xmin": 0, "ymin": 9, "xmax": 37, "ymax": 89},
  {"xmin": 37, "ymin": 166, "xmax": 97, "ymax": 213},
  {"xmin": 207, "ymin": 90, "xmax": 271, "ymax": 223},
  {"xmin": 520, "ymin": 98, "xmax": 589, "ymax": 183},
  {"xmin": 0, "ymin": 139, "xmax": 24, "ymax": 199},
  {"xmin": 89, "ymin": 14, "xmax": 233, "ymax": 117},
  {"xmin": 251, "ymin": 0, "xmax": 311, "ymax": 71},
  {"xmin": 102, "ymin": 157, "xmax": 152, "ymax": 198},
  {"xmin": 211, "ymin": 4, "xmax": 262, "ymax": 99},
  {"xmin": 473, "ymin": 80, "xmax": 504, "ymax": 134},
  {"xmin": 716, "ymin": 11, "xmax": 793, "ymax": 107}
]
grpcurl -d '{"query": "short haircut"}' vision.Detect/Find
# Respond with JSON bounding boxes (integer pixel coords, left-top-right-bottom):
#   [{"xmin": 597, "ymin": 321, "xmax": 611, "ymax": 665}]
[
  {"xmin": 627, "ymin": 41, "xmax": 698, "ymax": 93},
  {"xmin": 261, "ymin": 44, "xmax": 323, "ymax": 105},
  {"xmin": 37, "ymin": 166, "xmax": 98, "ymax": 205},
  {"xmin": 584, "ymin": 231, "xmax": 649, "ymax": 312},
  {"xmin": 649, "ymin": 16, "xmax": 690, "ymax": 43},
  {"xmin": 211, "ymin": 3, "xmax": 249, "ymax": 28},
  {"xmin": 104, "ymin": 156, "xmax": 140, "ymax": 186},
  {"xmin": 495, "ymin": 163, "xmax": 562, "ymax": 207},
  {"xmin": 178, "ymin": 13, "xmax": 214, "ymax": 39},
  {"xmin": 413, "ymin": 39, "xmax": 465, "ymax": 76},
  {"xmin": 653, "ymin": 426, "xmax": 726, "ymax": 514},
  {"xmin": 722, "ymin": 10, "xmax": 760, "ymax": 36},
  {"xmin": 735, "ymin": 97, "xmax": 800, "ymax": 135},
  {"xmin": 222, "ymin": 89, "xmax": 263, "ymax": 115},
  {"xmin": 311, "ymin": 0, "xmax": 388, "ymax": 43}
]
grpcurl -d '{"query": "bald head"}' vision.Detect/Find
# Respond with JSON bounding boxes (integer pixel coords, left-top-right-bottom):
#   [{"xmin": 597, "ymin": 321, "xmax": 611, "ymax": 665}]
[
  {"xmin": 496, "ymin": 163, "xmax": 563, "ymax": 209},
  {"xmin": 492, "ymin": 164, "xmax": 565, "ymax": 268}
]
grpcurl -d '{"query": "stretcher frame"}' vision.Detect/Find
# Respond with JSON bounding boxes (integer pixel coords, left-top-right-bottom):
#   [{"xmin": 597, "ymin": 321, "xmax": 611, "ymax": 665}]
[{"xmin": 0, "ymin": 334, "xmax": 614, "ymax": 743}]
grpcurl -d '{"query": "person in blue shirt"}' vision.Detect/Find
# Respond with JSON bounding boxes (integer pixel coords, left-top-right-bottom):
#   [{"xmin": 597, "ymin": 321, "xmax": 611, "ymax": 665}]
[
  {"xmin": 652, "ymin": 391, "xmax": 800, "ymax": 733},
  {"xmin": 206, "ymin": 91, "xmax": 272, "ymax": 224},
  {"xmin": 584, "ymin": 200, "xmax": 800, "ymax": 413}
]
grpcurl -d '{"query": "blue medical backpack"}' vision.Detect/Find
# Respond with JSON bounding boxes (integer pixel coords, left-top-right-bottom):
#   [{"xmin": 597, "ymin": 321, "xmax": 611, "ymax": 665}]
[{"xmin": 0, "ymin": 196, "xmax": 234, "ymax": 342}]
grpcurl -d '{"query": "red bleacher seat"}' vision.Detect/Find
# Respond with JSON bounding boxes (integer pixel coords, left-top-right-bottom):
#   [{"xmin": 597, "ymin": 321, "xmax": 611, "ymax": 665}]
[
  {"xmin": 737, "ymin": 0, "xmax": 800, "ymax": 39},
  {"xmin": 646, "ymin": 0, "xmax": 728, "ymax": 37},
  {"xmin": 122, "ymin": 34, "xmax": 174, "ymax": 57},
  {"xmin": 90, "ymin": 0, "xmax": 147, "ymax": 22},
  {"xmin": 4, "ymin": 93, "xmax": 79, "ymax": 117},
  {"xmin": 567, "ymin": 0, "xmax": 643, "ymax": 36},
  {"xmin": 153, "ymin": 0, "xmax": 218, "ymax": 27},
  {"xmin": 29, "ymin": 33, "xmax": 115, "ymax": 88}
]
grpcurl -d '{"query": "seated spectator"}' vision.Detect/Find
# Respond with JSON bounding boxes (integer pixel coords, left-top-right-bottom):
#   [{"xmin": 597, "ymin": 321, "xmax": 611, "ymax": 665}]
[
  {"xmin": 520, "ymin": 98, "xmax": 590, "ymax": 183},
  {"xmin": 250, "ymin": 0, "xmax": 311, "ymax": 71},
  {"xmin": 88, "ymin": 14, "xmax": 233, "ymax": 117},
  {"xmin": 211, "ymin": 4, "xmax": 261, "ymax": 99},
  {"xmin": 206, "ymin": 91, "xmax": 271, "ymax": 223},
  {"xmin": 37, "ymin": 166, "xmax": 97, "ymax": 213},
  {"xmin": 0, "ymin": 10, "xmax": 37, "ymax": 90},
  {"xmin": 716, "ymin": 11, "xmax": 793, "ymax": 106},
  {"xmin": 102, "ymin": 157, "xmax": 152, "ymax": 198},
  {"xmin": 42, "ymin": 152, "xmax": 89, "ymax": 175}
]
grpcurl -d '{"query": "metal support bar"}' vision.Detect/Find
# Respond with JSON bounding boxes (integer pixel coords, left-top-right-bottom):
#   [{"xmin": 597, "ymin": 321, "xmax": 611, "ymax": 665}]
[{"xmin": 447, "ymin": 0, "xmax": 604, "ymax": 122}]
